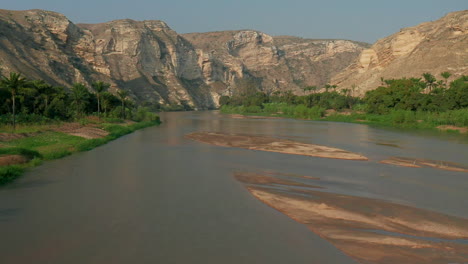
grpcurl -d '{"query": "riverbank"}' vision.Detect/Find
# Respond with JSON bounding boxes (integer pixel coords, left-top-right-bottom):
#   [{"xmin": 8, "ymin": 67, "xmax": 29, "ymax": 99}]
[
  {"xmin": 221, "ymin": 105, "xmax": 468, "ymax": 134},
  {"xmin": 0, "ymin": 117, "xmax": 160, "ymax": 184}
]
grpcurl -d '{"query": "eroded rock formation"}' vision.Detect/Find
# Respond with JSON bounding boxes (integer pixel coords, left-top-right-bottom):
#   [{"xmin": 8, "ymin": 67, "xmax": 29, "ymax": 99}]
[
  {"xmin": 332, "ymin": 10, "xmax": 468, "ymax": 95},
  {"xmin": 0, "ymin": 9, "xmax": 367, "ymax": 108}
]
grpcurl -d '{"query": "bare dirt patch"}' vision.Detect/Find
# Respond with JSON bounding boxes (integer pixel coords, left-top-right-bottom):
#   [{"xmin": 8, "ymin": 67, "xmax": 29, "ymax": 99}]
[
  {"xmin": 380, "ymin": 156, "xmax": 468, "ymax": 172},
  {"xmin": 0, "ymin": 155, "xmax": 29, "ymax": 166},
  {"xmin": 437, "ymin": 125, "xmax": 468, "ymax": 134},
  {"xmin": 53, "ymin": 123, "xmax": 108, "ymax": 139},
  {"xmin": 0, "ymin": 133, "xmax": 37, "ymax": 142},
  {"xmin": 235, "ymin": 171, "xmax": 468, "ymax": 264},
  {"xmin": 186, "ymin": 132, "xmax": 368, "ymax": 161}
]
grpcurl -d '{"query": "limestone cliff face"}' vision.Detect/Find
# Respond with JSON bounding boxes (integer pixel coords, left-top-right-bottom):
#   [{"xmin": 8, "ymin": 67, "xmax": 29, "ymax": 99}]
[
  {"xmin": 0, "ymin": 8, "xmax": 366, "ymax": 108},
  {"xmin": 332, "ymin": 10, "xmax": 468, "ymax": 95},
  {"xmin": 0, "ymin": 9, "xmax": 98, "ymax": 87},
  {"xmin": 183, "ymin": 31, "xmax": 368, "ymax": 96},
  {"xmin": 78, "ymin": 20, "xmax": 214, "ymax": 108}
]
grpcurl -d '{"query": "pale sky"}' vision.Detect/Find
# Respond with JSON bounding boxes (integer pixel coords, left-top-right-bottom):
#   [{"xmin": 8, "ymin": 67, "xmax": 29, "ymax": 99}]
[{"xmin": 1, "ymin": 0, "xmax": 467, "ymax": 43}]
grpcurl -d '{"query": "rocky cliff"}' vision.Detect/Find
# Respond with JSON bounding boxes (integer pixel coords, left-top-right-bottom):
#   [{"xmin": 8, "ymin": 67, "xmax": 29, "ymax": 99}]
[
  {"xmin": 0, "ymin": 9, "xmax": 368, "ymax": 108},
  {"xmin": 183, "ymin": 31, "xmax": 368, "ymax": 97},
  {"xmin": 332, "ymin": 10, "xmax": 468, "ymax": 95}
]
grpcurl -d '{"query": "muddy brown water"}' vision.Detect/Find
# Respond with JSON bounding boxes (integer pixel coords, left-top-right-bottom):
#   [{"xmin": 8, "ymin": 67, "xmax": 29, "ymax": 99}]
[{"xmin": 0, "ymin": 111, "xmax": 467, "ymax": 264}]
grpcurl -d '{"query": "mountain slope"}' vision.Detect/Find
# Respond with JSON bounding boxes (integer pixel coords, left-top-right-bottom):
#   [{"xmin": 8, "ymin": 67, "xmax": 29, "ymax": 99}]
[
  {"xmin": 0, "ymin": 9, "xmax": 368, "ymax": 108},
  {"xmin": 183, "ymin": 31, "xmax": 368, "ymax": 95},
  {"xmin": 332, "ymin": 10, "xmax": 468, "ymax": 95}
]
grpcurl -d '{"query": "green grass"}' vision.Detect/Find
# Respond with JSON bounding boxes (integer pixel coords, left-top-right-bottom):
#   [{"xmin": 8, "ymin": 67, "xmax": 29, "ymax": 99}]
[{"xmin": 0, "ymin": 119, "xmax": 160, "ymax": 185}]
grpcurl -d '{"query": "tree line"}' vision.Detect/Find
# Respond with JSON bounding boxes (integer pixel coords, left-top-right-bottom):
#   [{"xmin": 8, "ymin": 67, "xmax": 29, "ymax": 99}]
[
  {"xmin": 0, "ymin": 72, "xmax": 156, "ymax": 129},
  {"xmin": 220, "ymin": 72, "xmax": 468, "ymax": 115}
]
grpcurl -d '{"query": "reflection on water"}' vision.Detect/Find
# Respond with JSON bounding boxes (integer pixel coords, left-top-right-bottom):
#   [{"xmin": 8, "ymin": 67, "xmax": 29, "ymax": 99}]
[{"xmin": 0, "ymin": 111, "xmax": 466, "ymax": 264}]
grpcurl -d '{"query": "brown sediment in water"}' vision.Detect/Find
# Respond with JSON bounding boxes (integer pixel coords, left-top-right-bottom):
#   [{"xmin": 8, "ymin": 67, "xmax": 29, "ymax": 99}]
[
  {"xmin": 234, "ymin": 172, "xmax": 323, "ymax": 189},
  {"xmin": 380, "ymin": 157, "xmax": 468, "ymax": 173},
  {"xmin": 228, "ymin": 114, "xmax": 284, "ymax": 120},
  {"xmin": 260, "ymin": 170, "xmax": 320, "ymax": 180},
  {"xmin": 234, "ymin": 171, "xmax": 468, "ymax": 264},
  {"xmin": 0, "ymin": 155, "xmax": 30, "ymax": 166},
  {"xmin": 186, "ymin": 132, "xmax": 368, "ymax": 161}
]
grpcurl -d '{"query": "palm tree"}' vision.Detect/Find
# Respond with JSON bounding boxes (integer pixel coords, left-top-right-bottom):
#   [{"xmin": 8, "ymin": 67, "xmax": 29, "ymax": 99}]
[
  {"xmin": 440, "ymin": 72, "xmax": 451, "ymax": 88},
  {"xmin": 70, "ymin": 83, "xmax": 90, "ymax": 118},
  {"xmin": 92, "ymin": 81, "xmax": 110, "ymax": 118},
  {"xmin": 100, "ymin": 92, "xmax": 112, "ymax": 115},
  {"xmin": 422, "ymin": 73, "xmax": 437, "ymax": 92},
  {"xmin": 351, "ymin": 84, "xmax": 357, "ymax": 97},
  {"xmin": 0, "ymin": 72, "xmax": 27, "ymax": 130},
  {"xmin": 340, "ymin": 88, "xmax": 351, "ymax": 97},
  {"xmin": 30, "ymin": 80, "xmax": 56, "ymax": 114},
  {"xmin": 306, "ymin": 86, "xmax": 318, "ymax": 95},
  {"xmin": 117, "ymin": 90, "xmax": 128, "ymax": 119}
]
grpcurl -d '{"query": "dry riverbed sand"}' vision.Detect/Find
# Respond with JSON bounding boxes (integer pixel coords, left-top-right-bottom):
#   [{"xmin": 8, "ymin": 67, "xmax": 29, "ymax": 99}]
[
  {"xmin": 234, "ymin": 171, "xmax": 468, "ymax": 264},
  {"xmin": 186, "ymin": 132, "xmax": 368, "ymax": 161}
]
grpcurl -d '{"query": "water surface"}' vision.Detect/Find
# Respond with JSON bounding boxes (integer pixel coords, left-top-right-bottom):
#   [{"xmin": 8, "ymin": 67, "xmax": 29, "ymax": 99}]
[{"xmin": 0, "ymin": 111, "xmax": 467, "ymax": 263}]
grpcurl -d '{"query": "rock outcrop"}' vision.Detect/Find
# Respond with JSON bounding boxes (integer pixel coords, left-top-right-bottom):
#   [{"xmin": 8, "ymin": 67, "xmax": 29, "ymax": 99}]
[
  {"xmin": 0, "ymin": 9, "xmax": 367, "ymax": 108},
  {"xmin": 332, "ymin": 10, "xmax": 468, "ymax": 95},
  {"xmin": 183, "ymin": 31, "xmax": 368, "ymax": 97},
  {"xmin": 3, "ymin": 9, "xmax": 465, "ymax": 107}
]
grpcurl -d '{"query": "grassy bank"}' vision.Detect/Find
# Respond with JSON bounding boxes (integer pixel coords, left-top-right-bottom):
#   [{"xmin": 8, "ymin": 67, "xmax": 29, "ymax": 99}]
[
  {"xmin": 0, "ymin": 118, "xmax": 160, "ymax": 185},
  {"xmin": 221, "ymin": 103, "xmax": 468, "ymax": 131}
]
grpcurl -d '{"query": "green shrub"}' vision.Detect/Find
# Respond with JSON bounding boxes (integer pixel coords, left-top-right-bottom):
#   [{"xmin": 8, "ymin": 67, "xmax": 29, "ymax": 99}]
[
  {"xmin": 0, "ymin": 166, "xmax": 24, "ymax": 185},
  {"xmin": 0, "ymin": 148, "xmax": 42, "ymax": 159}
]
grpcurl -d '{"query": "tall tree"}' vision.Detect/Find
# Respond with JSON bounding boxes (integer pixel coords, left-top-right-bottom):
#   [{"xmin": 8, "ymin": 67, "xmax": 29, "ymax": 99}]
[
  {"xmin": 0, "ymin": 72, "xmax": 27, "ymax": 130},
  {"xmin": 117, "ymin": 90, "xmax": 129, "ymax": 119},
  {"xmin": 422, "ymin": 72, "xmax": 437, "ymax": 91},
  {"xmin": 100, "ymin": 92, "xmax": 113, "ymax": 115},
  {"xmin": 92, "ymin": 81, "xmax": 110, "ymax": 118},
  {"xmin": 30, "ymin": 80, "xmax": 56, "ymax": 114},
  {"xmin": 303, "ymin": 86, "xmax": 317, "ymax": 95},
  {"xmin": 440, "ymin": 72, "xmax": 452, "ymax": 88},
  {"xmin": 70, "ymin": 83, "xmax": 90, "ymax": 118}
]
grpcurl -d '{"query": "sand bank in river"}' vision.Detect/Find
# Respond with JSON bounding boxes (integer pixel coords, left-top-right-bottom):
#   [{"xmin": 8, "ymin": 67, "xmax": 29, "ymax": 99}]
[
  {"xmin": 234, "ymin": 171, "xmax": 468, "ymax": 264},
  {"xmin": 186, "ymin": 132, "xmax": 368, "ymax": 161},
  {"xmin": 380, "ymin": 156, "xmax": 468, "ymax": 173}
]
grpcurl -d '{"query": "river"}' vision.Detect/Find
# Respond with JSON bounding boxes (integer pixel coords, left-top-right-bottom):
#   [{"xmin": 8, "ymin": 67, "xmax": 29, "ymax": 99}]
[{"xmin": 0, "ymin": 111, "xmax": 467, "ymax": 263}]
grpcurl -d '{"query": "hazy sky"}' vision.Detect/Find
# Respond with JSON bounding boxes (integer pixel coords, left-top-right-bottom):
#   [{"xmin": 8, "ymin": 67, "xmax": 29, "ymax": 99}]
[{"xmin": 2, "ymin": 0, "xmax": 467, "ymax": 43}]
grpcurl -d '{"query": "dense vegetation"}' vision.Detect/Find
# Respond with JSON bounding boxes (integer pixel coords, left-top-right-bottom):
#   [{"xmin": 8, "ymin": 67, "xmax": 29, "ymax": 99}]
[
  {"xmin": 0, "ymin": 72, "xmax": 161, "ymax": 184},
  {"xmin": 0, "ymin": 73, "xmax": 159, "ymax": 129},
  {"xmin": 220, "ymin": 73, "xmax": 468, "ymax": 129}
]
